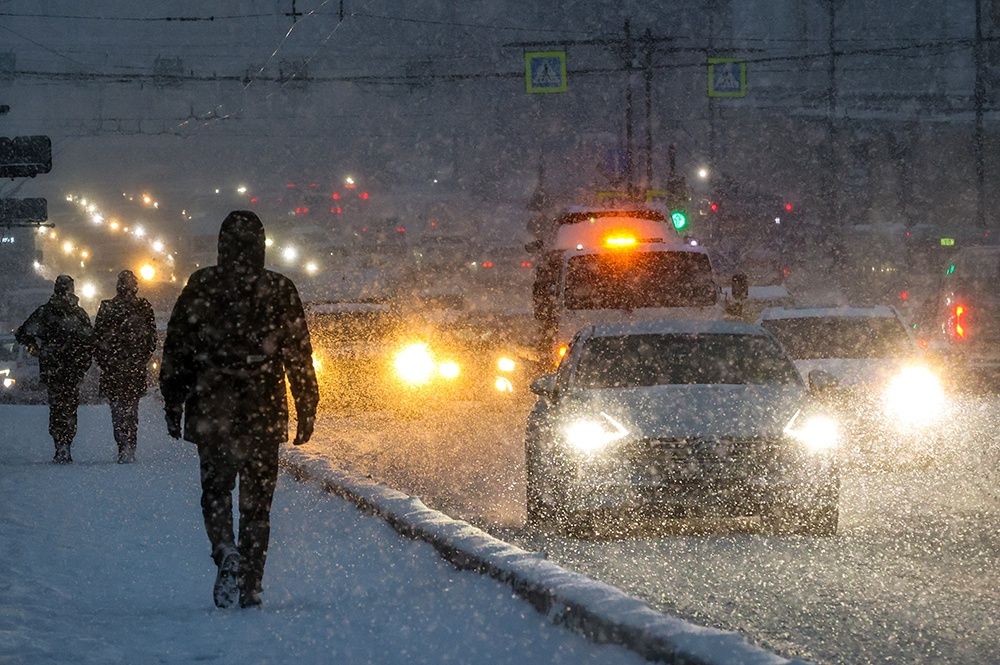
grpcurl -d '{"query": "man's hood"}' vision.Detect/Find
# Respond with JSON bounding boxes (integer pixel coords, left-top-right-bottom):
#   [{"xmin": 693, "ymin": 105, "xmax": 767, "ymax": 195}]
[
  {"xmin": 218, "ymin": 210, "xmax": 266, "ymax": 274},
  {"xmin": 50, "ymin": 275, "xmax": 79, "ymax": 308}
]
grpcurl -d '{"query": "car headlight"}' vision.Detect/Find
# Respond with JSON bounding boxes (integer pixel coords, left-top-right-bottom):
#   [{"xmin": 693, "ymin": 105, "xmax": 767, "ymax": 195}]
[
  {"xmin": 3, "ymin": 377, "xmax": 14, "ymax": 389},
  {"xmin": 882, "ymin": 365, "xmax": 945, "ymax": 429},
  {"xmin": 438, "ymin": 360, "xmax": 461, "ymax": 380},
  {"xmin": 393, "ymin": 342, "xmax": 436, "ymax": 386},
  {"xmin": 497, "ymin": 356, "xmax": 516, "ymax": 373},
  {"xmin": 563, "ymin": 412, "xmax": 629, "ymax": 454},
  {"xmin": 784, "ymin": 411, "xmax": 841, "ymax": 454},
  {"xmin": 494, "ymin": 376, "xmax": 514, "ymax": 393}
]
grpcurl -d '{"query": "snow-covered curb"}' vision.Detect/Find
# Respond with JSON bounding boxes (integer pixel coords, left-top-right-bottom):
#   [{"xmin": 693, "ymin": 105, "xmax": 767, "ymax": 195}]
[{"xmin": 280, "ymin": 446, "xmax": 807, "ymax": 665}]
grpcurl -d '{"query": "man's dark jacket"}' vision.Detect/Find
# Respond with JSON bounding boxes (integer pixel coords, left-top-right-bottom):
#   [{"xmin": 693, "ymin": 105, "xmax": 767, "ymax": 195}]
[
  {"xmin": 15, "ymin": 288, "xmax": 93, "ymax": 388},
  {"xmin": 159, "ymin": 212, "xmax": 319, "ymax": 444},
  {"xmin": 94, "ymin": 293, "xmax": 157, "ymax": 400}
]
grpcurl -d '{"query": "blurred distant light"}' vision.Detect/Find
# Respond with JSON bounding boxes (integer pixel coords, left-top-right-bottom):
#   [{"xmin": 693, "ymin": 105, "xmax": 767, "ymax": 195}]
[
  {"xmin": 109, "ymin": 220, "xmax": 120, "ymax": 231},
  {"xmin": 65, "ymin": 194, "xmax": 74, "ymax": 202},
  {"xmin": 152, "ymin": 201, "xmax": 159, "ymax": 209},
  {"xmin": 49, "ymin": 230, "xmax": 57, "ymax": 239},
  {"xmin": 80, "ymin": 282, "xmax": 97, "ymax": 299},
  {"xmin": 709, "ymin": 202, "xmax": 719, "ymax": 213},
  {"xmin": 293, "ymin": 207, "xmax": 309, "ymax": 216},
  {"xmin": 249, "ymin": 196, "xmax": 259, "ymax": 204},
  {"xmin": 139, "ymin": 264, "xmax": 156, "ymax": 281},
  {"xmin": 697, "ymin": 167, "xmax": 709, "ymax": 180},
  {"xmin": 432, "ymin": 178, "xmax": 438, "ymax": 184},
  {"xmin": 395, "ymin": 225, "xmax": 406, "ymax": 234},
  {"xmin": 91, "ymin": 213, "xmax": 103, "ymax": 224},
  {"xmin": 61, "ymin": 241, "xmax": 74, "ymax": 254},
  {"xmin": 359, "ymin": 191, "xmax": 370, "ymax": 200},
  {"xmin": 80, "ymin": 198, "xmax": 88, "ymax": 206},
  {"xmin": 305, "ymin": 261, "xmax": 319, "ymax": 275},
  {"xmin": 152, "ymin": 240, "xmax": 165, "ymax": 253},
  {"xmin": 282, "ymin": 246, "xmax": 298, "ymax": 263},
  {"xmin": 237, "ymin": 185, "xmax": 248, "ymax": 195},
  {"xmin": 134, "ymin": 226, "xmax": 146, "ymax": 238},
  {"xmin": 141, "ymin": 194, "xmax": 152, "ymax": 205},
  {"xmin": 86, "ymin": 204, "xmax": 97, "ymax": 214},
  {"xmin": 33, "ymin": 260, "xmax": 42, "ymax": 270},
  {"xmin": 774, "ymin": 217, "xmax": 781, "ymax": 224},
  {"xmin": 214, "ymin": 188, "xmax": 220, "ymax": 194},
  {"xmin": 80, "ymin": 249, "xmax": 90, "ymax": 259},
  {"xmin": 344, "ymin": 176, "xmax": 355, "ymax": 186},
  {"xmin": 331, "ymin": 191, "xmax": 341, "ymax": 201},
  {"xmin": 784, "ymin": 202, "xmax": 794, "ymax": 212},
  {"xmin": 265, "ymin": 237, "xmax": 274, "ymax": 248}
]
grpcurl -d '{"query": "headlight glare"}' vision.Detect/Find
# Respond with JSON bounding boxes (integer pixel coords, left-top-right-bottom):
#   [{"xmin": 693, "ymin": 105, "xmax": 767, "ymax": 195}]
[
  {"xmin": 883, "ymin": 365, "xmax": 945, "ymax": 429},
  {"xmin": 784, "ymin": 412, "xmax": 841, "ymax": 453},
  {"xmin": 438, "ymin": 360, "xmax": 461, "ymax": 380},
  {"xmin": 393, "ymin": 342, "xmax": 436, "ymax": 386},
  {"xmin": 564, "ymin": 412, "xmax": 629, "ymax": 454},
  {"xmin": 497, "ymin": 356, "xmax": 516, "ymax": 373}
]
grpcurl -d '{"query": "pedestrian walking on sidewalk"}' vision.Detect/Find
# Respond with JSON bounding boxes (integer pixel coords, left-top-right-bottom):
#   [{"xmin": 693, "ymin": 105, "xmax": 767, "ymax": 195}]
[
  {"xmin": 159, "ymin": 210, "xmax": 319, "ymax": 609},
  {"xmin": 93, "ymin": 270, "xmax": 157, "ymax": 464},
  {"xmin": 15, "ymin": 275, "xmax": 93, "ymax": 463}
]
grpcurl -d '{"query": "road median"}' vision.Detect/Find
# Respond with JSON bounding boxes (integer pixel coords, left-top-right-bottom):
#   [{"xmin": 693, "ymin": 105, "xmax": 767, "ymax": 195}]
[{"xmin": 280, "ymin": 445, "xmax": 806, "ymax": 665}]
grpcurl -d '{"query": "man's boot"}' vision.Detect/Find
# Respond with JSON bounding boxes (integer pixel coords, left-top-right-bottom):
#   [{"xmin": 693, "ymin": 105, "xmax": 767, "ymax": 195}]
[
  {"xmin": 53, "ymin": 444, "xmax": 72, "ymax": 464},
  {"xmin": 213, "ymin": 548, "xmax": 240, "ymax": 609}
]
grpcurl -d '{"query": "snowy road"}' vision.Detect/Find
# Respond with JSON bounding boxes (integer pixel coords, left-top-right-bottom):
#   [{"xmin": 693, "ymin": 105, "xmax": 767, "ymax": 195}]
[
  {"xmin": 0, "ymin": 400, "xmax": 649, "ymax": 665},
  {"xmin": 311, "ymin": 394, "xmax": 1000, "ymax": 664}
]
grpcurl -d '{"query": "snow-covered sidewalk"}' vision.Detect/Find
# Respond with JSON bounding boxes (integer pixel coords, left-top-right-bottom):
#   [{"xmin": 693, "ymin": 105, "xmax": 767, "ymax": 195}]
[{"xmin": 0, "ymin": 400, "xmax": 646, "ymax": 665}]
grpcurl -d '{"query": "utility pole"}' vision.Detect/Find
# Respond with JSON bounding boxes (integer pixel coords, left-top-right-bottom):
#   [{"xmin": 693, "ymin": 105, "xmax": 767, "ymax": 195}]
[
  {"xmin": 285, "ymin": 0, "xmax": 304, "ymax": 26},
  {"xmin": 505, "ymin": 22, "xmax": 704, "ymax": 199},
  {"xmin": 974, "ymin": 0, "xmax": 986, "ymax": 229},
  {"xmin": 824, "ymin": 0, "xmax": 844, "ymax": 267},
  {"xmin": 643, "ymin": 28, "xmax": 655, "ymax": 189}
]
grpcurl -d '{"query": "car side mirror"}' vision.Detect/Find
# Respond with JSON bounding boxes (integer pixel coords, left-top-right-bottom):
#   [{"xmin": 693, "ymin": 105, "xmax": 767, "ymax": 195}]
[
  {"xmin": 530, "ymin": 373, "xmax": 558, "ymax": 398},
  {"xmin": 732, "ymin": 273, "xmax": 749, "ymax": 302},
  {"xmin": 808, "ymin": 369, "xmax": 839, "ymax": 394}
]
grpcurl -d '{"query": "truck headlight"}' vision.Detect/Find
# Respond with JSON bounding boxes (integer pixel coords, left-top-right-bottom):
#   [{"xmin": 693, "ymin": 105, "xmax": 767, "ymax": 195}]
[
  {"xmin": 437, "ymin": 360, "xmax": 461, "ymax": 380},
  {"xmin": 883, "ymin": 365, "xmax": 945, "ymax": 429},
  {"xmin": 393, "ymin": 342, "xmax": 436, "ymax": 386},
  {"xmin": 563, "ymin": 412, "xmax": 629, "ymax": 454},
  {"xmin": 784, "ymin": 412, "xmax": 841, "ymax": 453}
]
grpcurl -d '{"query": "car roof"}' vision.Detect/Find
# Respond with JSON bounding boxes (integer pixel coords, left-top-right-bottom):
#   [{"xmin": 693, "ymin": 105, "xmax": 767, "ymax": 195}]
[
  {"xmin": 564, "ymin": 241, "xmax": 709, "ymax": 259},
  {"xmin": 758, "ymin": 305, "xmax": 898, "ymax": 321},
  {"xmin": 586, "ymin": 318, "xmax": 768, "ymax": 338}
]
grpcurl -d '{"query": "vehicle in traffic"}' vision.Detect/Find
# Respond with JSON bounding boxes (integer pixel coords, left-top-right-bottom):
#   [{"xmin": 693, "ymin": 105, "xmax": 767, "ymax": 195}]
[
  {"xmin": 530, "ymin": 206, "xmax": 738, "ymax": 363},
  {"xmin": 758, "ymin": 306, "xmax": 947, "ymax": 466},
  {"xmin": 307, "ymin": 298, "xmax": 532, "ymax": 413},
  {"xmin": 915, "ymin": 245, "xmax": 1000, "ymax": 390},
  {"xmin": 524, "ymin": 319, "xmax": 841, "ymax": 536},
  {"xmin": 0, "ymin": 334, "xmax": 43, "ymax": 402}
]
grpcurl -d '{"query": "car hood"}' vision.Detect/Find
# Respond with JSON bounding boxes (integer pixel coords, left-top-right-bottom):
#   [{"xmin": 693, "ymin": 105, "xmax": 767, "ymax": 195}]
[
  {"xmin": 793, "ymin": 358, "xmax": 902, "ymax": 387},
  {"xmin": 564, "ymin": 383, "xmax": 806, "ymax": 440}
]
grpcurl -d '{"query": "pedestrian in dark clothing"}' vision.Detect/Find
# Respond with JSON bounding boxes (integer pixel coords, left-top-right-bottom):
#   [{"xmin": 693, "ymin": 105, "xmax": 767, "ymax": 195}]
[
  {"xmin": 94, "ymin": 270, "xmax": 157, "ymax": 464},
  {"xmin": 15, "ymin": 275, "xmax": 93, "ymax": 463},
  {"xmin": 159, "ymin": 210, "xmax": 319, "ymax": 609}
]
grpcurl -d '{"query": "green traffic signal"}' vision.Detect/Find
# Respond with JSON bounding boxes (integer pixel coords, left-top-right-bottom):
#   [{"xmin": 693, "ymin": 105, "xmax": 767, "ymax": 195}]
[{"xmin": 670, "ymin": 209, "xmax": 688, "ymax": 231}]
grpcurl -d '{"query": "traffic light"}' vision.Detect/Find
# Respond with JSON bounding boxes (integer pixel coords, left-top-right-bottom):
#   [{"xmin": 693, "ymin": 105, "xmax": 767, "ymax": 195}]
[
  {"xmin": 670, "ymin": 209, "xmax": 689, "ymax": 231},
  {"xmin": 709, "ymin": 202, "xmax": 719, "ymax": 213},
  {"xmin": 784, "ymin": 202, "xmax": 794, "ymax": 212}
]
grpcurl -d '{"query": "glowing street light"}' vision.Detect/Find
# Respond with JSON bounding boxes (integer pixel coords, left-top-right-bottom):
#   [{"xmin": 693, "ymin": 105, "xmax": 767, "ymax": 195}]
[
  {"xmin": 91, "ymin": 213, "xmax": 103, "ymax": 224},
  {"xmin": 697, "ymin": 167, "xmax": 710, "ymax": 180},
  {"xmin": 109, "ymin": 220, "xmax": 120, "ymax": 231},
  {"xmin": 237, "ymin": 185, "xmax": 248, "ymax": 195},
  {"xmin": 141, "ymin": 194, "xmax": 153, "ymax": 206},
  {"xmin": 80, "ymin": 249, "xmax": 90, "ymax": 259},
  {"xmin": 265, "ymin": 237, "xmax": 274, "ymax": 248},
  {"xmin": 62, "ymin": 241, "xmax": 74, "ymax": 255},
  {"xmin": 282, "ymin": 246, "xmax": 298, "ymax": 263},
  {"xmin": 80, "ymin": 282, "xmax": 97, "ymax": 299},
  {"xmin": 139, "ymin": 264, "xmax": 156, "ymax": 281},
  {"xmin": 305, "ymin": 261, "xmax": 318, "ymax": 275},
  {"xmin": 134, "ymin": 226, "xmax": 146, "ymax": 238},
  {"xmin": 152, "ymin": 240, "xmax": 165, "ymax": 253}
]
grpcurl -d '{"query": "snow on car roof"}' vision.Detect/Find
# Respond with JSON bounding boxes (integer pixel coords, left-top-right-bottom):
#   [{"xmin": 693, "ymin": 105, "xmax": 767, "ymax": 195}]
[
  {"xmin": 588, "ymin": 318, "xmax": 767, "ymax": 338},
  {"xmin": 758, "ymin": 305, "xmax": 897, "ymax": 321},
  {"xmin": 565, "ymin": 241, "xmax": 708, "ymax": 258}
]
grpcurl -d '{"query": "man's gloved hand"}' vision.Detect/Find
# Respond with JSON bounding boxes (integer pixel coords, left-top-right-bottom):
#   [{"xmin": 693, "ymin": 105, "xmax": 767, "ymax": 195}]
[
  {"xmin": 165, "ymin": 405, "xmax": 183, "ymax": 440},
  {"xmin": 292, "ymin": 414, "xmax": 314, "ymax": 446}
]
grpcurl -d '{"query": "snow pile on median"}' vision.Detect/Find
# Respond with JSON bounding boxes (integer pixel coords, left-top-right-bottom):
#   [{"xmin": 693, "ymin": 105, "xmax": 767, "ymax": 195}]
[{"xmin": 282, "ymin": 445, "xmax": 807, "ymax": 665}]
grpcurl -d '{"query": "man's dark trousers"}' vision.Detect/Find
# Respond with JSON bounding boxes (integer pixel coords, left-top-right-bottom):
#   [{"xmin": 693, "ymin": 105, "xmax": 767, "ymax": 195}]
[
  {"xmin": 109, "ymin": 398, "xmax": 139, "ymax": 456},
  {"xmin": 197, "ymin": 439, "xmax": 279, "ymax": 596},
  {"xmin": 48, "ymin": 384, "xmax": 80, "ymax": 448}
]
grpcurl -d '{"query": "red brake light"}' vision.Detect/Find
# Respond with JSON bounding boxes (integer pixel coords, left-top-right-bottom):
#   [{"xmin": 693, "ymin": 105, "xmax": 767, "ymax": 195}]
[
  {"xmin": 784, "ymin": 202, "xmax": 794, "ymax": 212},
  {"xmin": 482, "ymin": 260, "xmax": 495, "ymax": 269},
  {"xmin": 249, "ymin": 196, "xmax": 259, "ymax": 204},
  {"xmin": 709, "ymin": 202, "xmax": 719, "ymax": 213},
  {"xmin": 395, "ymin": 226, "xmax": 406, "ymax": 234},
  {"xmin": 899, "ymin": 290, "xmax": 909, "ymax": 302},
  {"xmin": 331, "ymin": 191, "xmax": 341, "ymax": 201},
  {"xmin": 294, "ymin": 206, "xmax": 310, "ymax": 216},
  {"xmin": 360, "ymin": 191, "xmax": 370, "ymax": 200},
  {"xmin": 520, "ymin": 260, "xmax": 532, "ymax": 268}
]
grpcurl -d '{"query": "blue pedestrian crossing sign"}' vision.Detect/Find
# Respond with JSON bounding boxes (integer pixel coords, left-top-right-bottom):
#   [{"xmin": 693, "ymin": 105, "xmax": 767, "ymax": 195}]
[
  {"xmin": 707, "ymin": 57, "xmax": 747, "ymax": 98},
  {"xmin": 524, "ymin": 51, "xmax": 568, "ymax": 94}
]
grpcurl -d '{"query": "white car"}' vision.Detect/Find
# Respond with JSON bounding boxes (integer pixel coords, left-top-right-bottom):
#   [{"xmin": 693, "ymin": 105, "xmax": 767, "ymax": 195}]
[
  {"xmin": 524, "ymin": 319, "xmax": 841, "ymax": 536},
  {"xmin": 757, "ymin": 306, "xmax": 947, "ymax": 464}
]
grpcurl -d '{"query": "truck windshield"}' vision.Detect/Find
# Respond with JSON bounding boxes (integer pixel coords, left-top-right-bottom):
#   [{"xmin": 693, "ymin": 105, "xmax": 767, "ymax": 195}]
[
  {"xmin": 574, "ymin": 333, "xmax": 801, "ymax": 388},
  {"xmin": 563, "ymin": 251, "xmax": 716, "ymax": 310},
  {"xmin": 760, "ymin": 316, "xmax": 912, "ymax": 359}
]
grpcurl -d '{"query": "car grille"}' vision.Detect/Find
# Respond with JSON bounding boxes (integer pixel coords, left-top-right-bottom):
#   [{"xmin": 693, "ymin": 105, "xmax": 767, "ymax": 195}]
[{"xmin": 626, "ymin": 436, "xmax": 777, "ymax": 483}]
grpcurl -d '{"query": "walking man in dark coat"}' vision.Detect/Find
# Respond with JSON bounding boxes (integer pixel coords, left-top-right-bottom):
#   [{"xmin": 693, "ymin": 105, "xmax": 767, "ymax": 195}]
[
  {"xmin": 159, "ymin": 210, "xmax": 319, "ymax": 609},
  {"xmin": 94, "ymin": 270, "xmax": 157, "ymax": 464},
  {"xmin": 15, "ymin": 274, "xmax": 93, "ymax": 463}
]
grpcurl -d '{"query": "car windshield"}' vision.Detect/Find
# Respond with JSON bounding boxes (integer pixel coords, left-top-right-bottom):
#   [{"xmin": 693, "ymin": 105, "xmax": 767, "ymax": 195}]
[
  {"xmin": 574, "ymin": 333, "xmax": 801, "ymax": 389},
  {"xmin": 564, "ymin": 251, "xmax": 717, "ymax": 310},
  {"xmin": 760, "ymin": 316, "xmax": 912, "ymax": 359},
  {"xmin": 0, "ymin": 339, "xmax": 18, "ymax": 362}
]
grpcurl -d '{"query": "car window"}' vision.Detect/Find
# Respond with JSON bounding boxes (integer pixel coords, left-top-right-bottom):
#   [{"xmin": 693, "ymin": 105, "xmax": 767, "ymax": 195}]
[
  {"xmin": 564, "ymin": 251, "xmax": 717, "ymax": 310},
  {"xmin": 573, "ymin": 333, "xmax": 801, "ymax": 388},
  {"xmin": 760, "ymin": 316, "xmax": 912, "ymax": 359}
]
